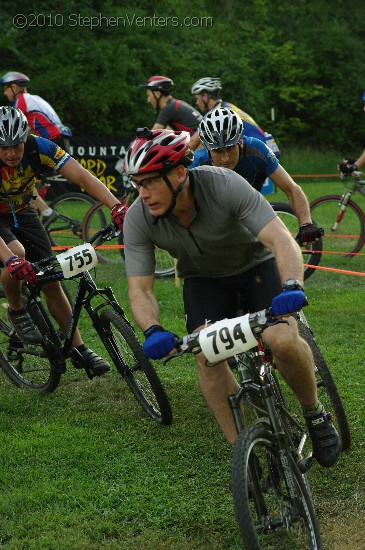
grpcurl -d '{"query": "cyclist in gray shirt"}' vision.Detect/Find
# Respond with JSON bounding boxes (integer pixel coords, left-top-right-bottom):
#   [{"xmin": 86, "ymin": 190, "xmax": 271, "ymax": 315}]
[{"xmin": 122, "ymin": 128, "xmax": 340, "ymax": 468}]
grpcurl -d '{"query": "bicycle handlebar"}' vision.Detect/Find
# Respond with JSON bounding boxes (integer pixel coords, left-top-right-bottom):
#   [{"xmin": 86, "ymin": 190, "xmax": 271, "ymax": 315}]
[
  {"xmin": 31, "ymin": 222, "xmax": 119, "ymax": 283},
  {"xmin": 164, "ymin": 309, "xmax": 288, "ymax": 365},
  {"xmin": 339, "ymin": 170, "xmax": 362, "ymax": 180}
]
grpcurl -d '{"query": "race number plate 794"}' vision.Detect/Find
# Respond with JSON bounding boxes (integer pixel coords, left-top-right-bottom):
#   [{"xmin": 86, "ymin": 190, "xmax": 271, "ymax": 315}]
[{"xmin": 199, "ymin": 314, "xmax": 257, "ymax": 362}]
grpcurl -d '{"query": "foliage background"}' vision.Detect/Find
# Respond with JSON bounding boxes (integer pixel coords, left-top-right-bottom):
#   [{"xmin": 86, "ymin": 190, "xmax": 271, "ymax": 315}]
[{"xmin": 1, "ymin": 1, "xmax": 365, "ymax": 151}]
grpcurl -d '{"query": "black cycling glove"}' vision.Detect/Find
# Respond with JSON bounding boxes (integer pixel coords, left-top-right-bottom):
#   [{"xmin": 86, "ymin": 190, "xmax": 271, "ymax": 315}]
[
  {"xmin": 339, "ymin": 157, "xmax": 357, "ymax": 174},
  {"xmin": 295, "ymin": 223, "xmax": 324, "ymax": 246}
]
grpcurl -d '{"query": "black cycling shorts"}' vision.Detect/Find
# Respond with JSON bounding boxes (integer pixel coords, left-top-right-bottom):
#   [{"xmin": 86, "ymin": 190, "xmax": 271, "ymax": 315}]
[
  {"xmin": 0, "ymin": 204, "xmax": 53, "ymax": 263},
  {"xmin": 183, "ymin": 258, "xmax": 282, "ymax": 333}
]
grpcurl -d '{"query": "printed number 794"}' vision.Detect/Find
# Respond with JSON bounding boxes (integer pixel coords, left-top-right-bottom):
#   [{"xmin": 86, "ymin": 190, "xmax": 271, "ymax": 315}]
[{"xmin": 206, "ymin": 323, "xmax": 247, "ymax": 355}]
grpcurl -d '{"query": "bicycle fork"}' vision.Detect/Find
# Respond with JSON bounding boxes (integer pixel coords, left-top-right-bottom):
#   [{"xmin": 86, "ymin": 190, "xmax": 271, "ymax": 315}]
[{"xmin": 331, "ymin": 192, "xmax": 352, "ymax": 231}]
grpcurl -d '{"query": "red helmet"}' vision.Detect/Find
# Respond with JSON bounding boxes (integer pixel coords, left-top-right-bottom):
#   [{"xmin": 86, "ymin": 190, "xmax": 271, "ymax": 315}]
[
  {"xmin": 140, "ymin": 76, "xmax": 173, "ymax": 94},
  {"xmin": 123, "ymin": 128, "xmax": 192, "ymax": 175}
]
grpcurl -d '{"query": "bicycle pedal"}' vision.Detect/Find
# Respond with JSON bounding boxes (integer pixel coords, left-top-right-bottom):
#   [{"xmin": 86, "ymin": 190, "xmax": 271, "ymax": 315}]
[{"xmin": 297, "ymin": 455, "xmax": 313, "ymax": 473}]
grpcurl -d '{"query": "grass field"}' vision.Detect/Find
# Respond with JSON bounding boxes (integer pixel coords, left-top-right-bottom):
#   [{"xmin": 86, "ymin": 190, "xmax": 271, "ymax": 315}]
[{"xmin": 0, "ymin": 154, "xmax": 365, "ymax": 549}]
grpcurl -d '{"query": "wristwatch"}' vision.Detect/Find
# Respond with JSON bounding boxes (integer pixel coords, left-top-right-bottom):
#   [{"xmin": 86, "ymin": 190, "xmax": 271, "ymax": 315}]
[{"xmin": 283, "ymin": 279, "xmax": 303, "ymax": 291}]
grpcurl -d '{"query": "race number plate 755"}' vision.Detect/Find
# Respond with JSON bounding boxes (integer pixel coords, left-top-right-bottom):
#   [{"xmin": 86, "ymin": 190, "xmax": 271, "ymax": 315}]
[{"xmin": 56, "ymin": 243, "xmax": 98, "ymax": 278}]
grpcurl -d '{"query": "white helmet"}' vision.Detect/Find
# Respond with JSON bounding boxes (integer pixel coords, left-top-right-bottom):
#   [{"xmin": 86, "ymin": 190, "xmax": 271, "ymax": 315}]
[
  {"xmin": 198, "ymin": 108, "xmax": 243, "ymax": 150},
  {"xmin": 0, "ymin": 106, "xmax": 29, "ymax": 146},
  {"xmin": 191, "ymin": 77, "xmax": 222, "ymax": 95}
]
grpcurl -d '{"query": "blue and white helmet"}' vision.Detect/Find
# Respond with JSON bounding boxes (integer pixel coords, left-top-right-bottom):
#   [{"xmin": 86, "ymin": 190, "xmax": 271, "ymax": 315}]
[
  {"xmin": 198, "ymin": 108, "xmax": 243, "ymax": 150},
  {"xmin": 0, "ymin": 71, "xmax": 30, "ymax": 87}
]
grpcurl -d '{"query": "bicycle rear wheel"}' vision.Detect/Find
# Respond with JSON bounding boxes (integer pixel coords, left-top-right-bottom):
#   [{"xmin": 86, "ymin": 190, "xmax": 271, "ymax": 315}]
[
  {"xmin": 82, "ymin": 202, "xmax": 122, "ymax": 264},
  {"xmin": 99, "ymin": 308, "xmax": 172, "ymax": 425},
  {"xmin": 297, "ymin": 311, "xmax": 351, "ymax": 450},
  {"xmin": 45, "ymin": 192, "xmax": 97, "ymax": 249},
  {"xmin": 310, "ymin": 195, "xmax": 365, "ymax": 256},
  {"xmin": 231, "ymin": 421, "xmax": 322, "ymax": 550},
  {"xmin": 271, "ymin": 202, "xmax": 322, "ymax": 280},
  {"xmin": 0, "ymin": 296, "xmax": 63, "ymax": 392},
  {"xmin": 82, "ymin": 201, "xmax": 176, "ymax": 276}
]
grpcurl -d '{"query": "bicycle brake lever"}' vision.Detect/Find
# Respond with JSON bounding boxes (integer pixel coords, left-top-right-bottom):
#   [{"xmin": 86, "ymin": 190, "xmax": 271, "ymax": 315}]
[{"xmin": 266, "ymin": 318, "xmax": 289, "ymax": 327}]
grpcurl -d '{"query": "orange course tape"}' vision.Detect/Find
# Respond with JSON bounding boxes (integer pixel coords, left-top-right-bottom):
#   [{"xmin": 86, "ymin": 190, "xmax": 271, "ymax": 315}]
[{"xmin": 304, "ymin": 263, "xmax": 365, "ymax": 276}]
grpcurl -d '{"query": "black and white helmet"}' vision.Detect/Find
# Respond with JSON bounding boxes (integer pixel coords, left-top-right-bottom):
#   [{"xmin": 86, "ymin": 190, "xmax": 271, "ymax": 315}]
[
  {"xmin": 191, "ymin": 77, "xmax": 222, "ymax": 95},
  {"xmin": 198, "ymin": 108, "xmax": 243, "ymax": 150},
  {"xmin": 0, "ymin": 106, "xmax": 29, "ymax": 146}
]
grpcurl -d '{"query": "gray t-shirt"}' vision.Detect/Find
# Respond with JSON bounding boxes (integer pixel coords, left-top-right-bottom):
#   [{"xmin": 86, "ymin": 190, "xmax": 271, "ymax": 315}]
[{"xmin": 123, "ymin": 166, "xmax": 276, "ymax": 278}]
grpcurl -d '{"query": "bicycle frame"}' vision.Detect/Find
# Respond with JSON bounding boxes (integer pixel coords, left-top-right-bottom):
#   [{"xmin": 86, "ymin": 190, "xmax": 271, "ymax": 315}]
[
  {"xmin": 29, "ymin": 267, "xmax": 130, "ymax": 378},
  {"xmin": 338, "ymin": 172, "xmax": 365, "ymax": 205},
  {"xmin": 228, "ymin": 343, "xmax": 308, "ymax": 462}
]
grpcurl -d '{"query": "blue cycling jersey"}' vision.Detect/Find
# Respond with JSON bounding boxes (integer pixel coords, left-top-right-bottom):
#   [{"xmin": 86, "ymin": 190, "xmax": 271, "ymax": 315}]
[{"xmin": 190, "ymin": 136, "xmax": 279, "ymax": 192}]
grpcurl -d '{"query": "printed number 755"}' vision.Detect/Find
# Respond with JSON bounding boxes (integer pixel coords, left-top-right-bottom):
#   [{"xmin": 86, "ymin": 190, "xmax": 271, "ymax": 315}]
[{"xmin": 64, "ymin": 249, "xmax": 93, "ymax": 271}]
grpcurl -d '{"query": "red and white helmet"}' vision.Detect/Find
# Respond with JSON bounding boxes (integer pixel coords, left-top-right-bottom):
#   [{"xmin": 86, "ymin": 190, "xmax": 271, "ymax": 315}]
[
  {"xmin": 140, "ymin": 76, "xmax": 174, "ymax": 94},
  {"xmin": 123, "ymin": 128, "xmax": 192, "ymax": 175}
]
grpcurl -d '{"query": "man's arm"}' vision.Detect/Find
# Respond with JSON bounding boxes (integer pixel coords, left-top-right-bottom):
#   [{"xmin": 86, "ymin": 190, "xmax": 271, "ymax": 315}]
[
  {"xmin": 0, "ymin": 238, "xmax": 19, "ymax": 264},
  {"xmin": 354, "ymin": 149, "xmax": 365, "ymax": 169},
  {"xmin": 270, "ymin": 165, "xmax": 312, "ymax": 226},
  {"xmin": 127, "ymin": 274, "xmax": 161, "ymax": 331},
  {"xmin": 59, "ymin": 158, "xmax": 120, "ymax": 208},
  {"xmin": 257, "ymin": 216, "xmax": 304, "ymax": 285},
  {"xmin": 31, "ymin": 189, "xmax": 50, "ymax": 213}
]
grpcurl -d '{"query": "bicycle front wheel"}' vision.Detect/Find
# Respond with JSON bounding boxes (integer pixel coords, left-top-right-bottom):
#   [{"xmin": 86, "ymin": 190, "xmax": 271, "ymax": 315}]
[
  {"xmin": 0, "ymin": 297, "xmax": 63, "ymax": 393},
  {"xmin": 99, "ymin": 309, "xmax": 172, "ymax": 425},
  {"xmin": 231, "ymin": 421, "xmax": 322, "ymax": 550},
  {"xmin": 154, "ymin": 248, "xmax": 175, "ymax": 279},
  {"xmin": 271, "ymin": 202, "xmax": 322, "ymax": 280},
  {"xmin": 310, "ymin": 195, "xmax": 365, "ymax": 256},
  {"xmin": 297, "ymin": 311, "xmax": 351, "ymax": 450},
  {"xmin": 46, "ymin": 192, "xmax": 97, "ymax": 249}
]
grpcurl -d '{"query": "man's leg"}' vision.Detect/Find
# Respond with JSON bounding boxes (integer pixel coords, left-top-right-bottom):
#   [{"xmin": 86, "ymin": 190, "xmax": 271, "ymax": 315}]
[
  {"xmin": 194, "ymin": 331, "xmax": 240, "ymax": 444},
  {"xmin": 263, "ymin": 316, "xmax": 317, "ymax": 406},
  {"xmin": 263, "ymin": 317, "xmax": 340, "ymax": 467},
  {"xmin": 41, "ymin": 281, "xmax": 110, "ymax": 375}
]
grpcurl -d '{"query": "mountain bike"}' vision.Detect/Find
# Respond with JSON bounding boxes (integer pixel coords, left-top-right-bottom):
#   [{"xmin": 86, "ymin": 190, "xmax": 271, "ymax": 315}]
[
  {"xmin": 165, "ymin": 308, "xmax": 346, "ymax": 549},
  {"xmin": 0, "ymin": 224, "xmax": 172, "ymax": 426},
  {"xmin": 82, "ymin": 188, "xmax": 176, "ymax": 277},
  {"xmin": 271, "ymin": 202, "xmax": 322, "ymax": 280},
  {"xmin": 310, "ymin": 171, "xmax": 365, "ymax": 256}
]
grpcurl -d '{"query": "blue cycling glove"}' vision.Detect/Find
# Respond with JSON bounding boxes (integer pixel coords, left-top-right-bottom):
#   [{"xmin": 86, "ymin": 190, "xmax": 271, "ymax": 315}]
[
  {"xmin": 271, "ymin": 290, "xmax": 308, "ymax": 317},
  {"xmin": 143, "ymin": 325, "xmax": 176, "ymax": 360}
]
